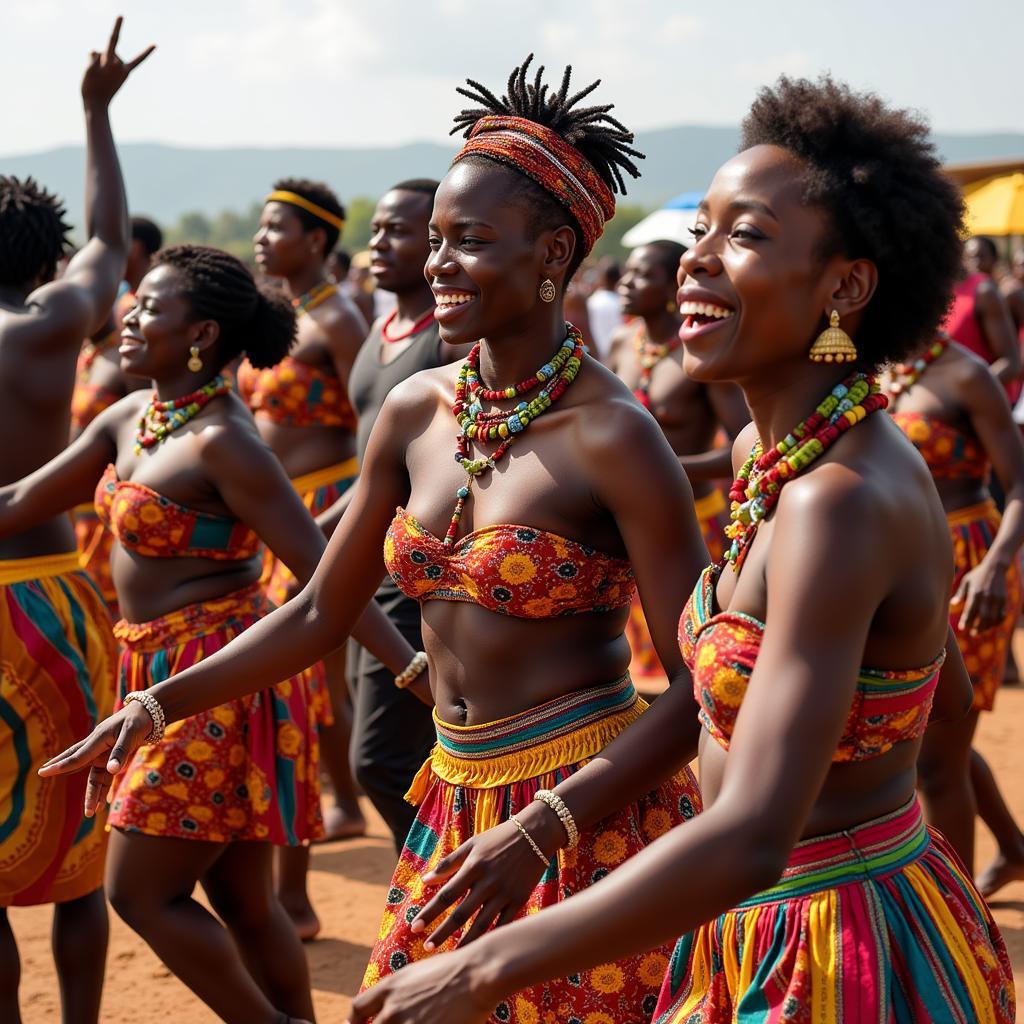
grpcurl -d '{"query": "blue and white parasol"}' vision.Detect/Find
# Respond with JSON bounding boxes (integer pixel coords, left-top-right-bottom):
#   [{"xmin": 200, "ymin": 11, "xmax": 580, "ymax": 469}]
[{"xmin": 621, "ymin": 191, "xmax": 703, "ymax": 249}]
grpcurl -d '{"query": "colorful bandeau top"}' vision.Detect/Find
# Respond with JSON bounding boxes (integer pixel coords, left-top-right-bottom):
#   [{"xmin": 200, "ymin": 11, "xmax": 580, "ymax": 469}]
[
  {"xmin": 891, "ymin": 411, "xmax": 988, "ymax": 480},
  {"xmin": 679, "ymin": 564, "xmax": 945, "ymax": 763},
  {"xmin": 236, "ymin": 356, "xmax": 356, "ymax": 429},
  {"xmin": 384, "ymin": 506, "xmax": 636, "ymax": 619},
  {"xmin": 94, "ymin": 464, "xmax": 261, "ymax": 560}
]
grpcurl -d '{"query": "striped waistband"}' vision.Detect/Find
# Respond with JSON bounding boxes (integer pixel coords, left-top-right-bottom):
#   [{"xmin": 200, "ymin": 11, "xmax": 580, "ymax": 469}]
[
  {"xmin": 946, "ymin": 498, "xmax": 999, "ymax": 529},
  {"xmin": 114, "ymin": 581, "xmax": 267, "ymax": 651},
  {"xmin": 0, "ymin": 551, "xmax": 82, "ymax": 586},
  {"xmin": 738, "ymin": 798, "xmax": 929, "ymax": 908},
  {"xmin": 290, "ymin": 456, "xmax": 359, "ymax": 496},
  {"xmin": 693, "ymin": 488, "xmax": 727, "ymax": 522},
  {"xmin": 414, "ymin": 674, "xmax": 646, "ymax": 792}
]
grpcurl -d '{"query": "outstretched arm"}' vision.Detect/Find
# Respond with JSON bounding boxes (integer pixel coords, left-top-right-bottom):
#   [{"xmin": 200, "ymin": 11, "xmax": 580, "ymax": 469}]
[{"xmin": 28, "ymin": 19, "xmax": 154, "ymax": 345}]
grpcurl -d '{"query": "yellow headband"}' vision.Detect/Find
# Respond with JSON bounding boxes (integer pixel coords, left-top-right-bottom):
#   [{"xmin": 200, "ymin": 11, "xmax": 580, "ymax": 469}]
[{"xmin": 265, "ymin": 190, "xmax": 345, "ymax": 232}]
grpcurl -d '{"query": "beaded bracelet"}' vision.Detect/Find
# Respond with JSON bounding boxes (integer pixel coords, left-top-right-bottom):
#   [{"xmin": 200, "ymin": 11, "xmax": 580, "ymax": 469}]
[
  {"xmin": 123, "ymin": 691, "xmax": 166, "ymax": 743},
  {"xmin": 394, "ymin": 651, "xmax": 429, "ymax": 689},
  {"xmin": 510, "ymin": 814, "xmax": 551, "ymax": 868},
  {"xmin": 534, "ymin": 789, "xmax": 579, "ymax": 849}
]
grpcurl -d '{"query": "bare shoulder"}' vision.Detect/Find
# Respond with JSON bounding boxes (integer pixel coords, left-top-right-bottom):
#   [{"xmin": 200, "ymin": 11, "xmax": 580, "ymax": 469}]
[{"xmin": 945, "ymin": 341, "xmax": 1007, "ymax": 404}]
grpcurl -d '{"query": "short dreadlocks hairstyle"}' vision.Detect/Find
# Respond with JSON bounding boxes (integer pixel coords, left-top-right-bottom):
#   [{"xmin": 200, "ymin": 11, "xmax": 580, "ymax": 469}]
[
  {"xmin": 153, "ymin": 245, "xmax": 295, "ymax": 370},
  {"xmin": 270, "ymin": 178, "xmax": 345, "ymax": 254},
  {"xmin": 741, "ymin": 76, "xmax": 964, "ymax": 369},
  {"xmin": 0, "ymin": 176, "xmax": 72, "ymax": 287},
  {"xmin": 451, "ymin": 56, "xmax": 644, "ymax": 278}
]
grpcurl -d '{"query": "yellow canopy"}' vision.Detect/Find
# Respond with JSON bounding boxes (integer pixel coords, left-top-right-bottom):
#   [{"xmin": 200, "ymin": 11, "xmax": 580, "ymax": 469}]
[{"xmin": 964, "ymin": 172, "xmax": 1024, "ymax": 235}]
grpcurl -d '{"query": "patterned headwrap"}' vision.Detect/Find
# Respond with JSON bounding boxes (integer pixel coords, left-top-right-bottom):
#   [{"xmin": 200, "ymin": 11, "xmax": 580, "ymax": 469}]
[{"xmin": 451, "ymin": 115, "xmax": 616, "ymax": 256}]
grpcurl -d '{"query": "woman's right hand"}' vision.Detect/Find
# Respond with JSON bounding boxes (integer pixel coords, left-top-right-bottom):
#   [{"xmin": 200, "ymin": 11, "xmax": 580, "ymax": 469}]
[
  {"xmin": 81, "ymin": 17, "xmax": 155, "ymax": 109},
  {"xmin": 38, "ymin": 701, "xmax": 153, "ymax": 816}
]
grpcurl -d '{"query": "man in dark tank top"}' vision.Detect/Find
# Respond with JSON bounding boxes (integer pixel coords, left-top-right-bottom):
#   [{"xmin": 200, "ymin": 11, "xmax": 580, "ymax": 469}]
[{"xmin": 319, "ymin": 179, "xmax": 466, "ymax": 850}]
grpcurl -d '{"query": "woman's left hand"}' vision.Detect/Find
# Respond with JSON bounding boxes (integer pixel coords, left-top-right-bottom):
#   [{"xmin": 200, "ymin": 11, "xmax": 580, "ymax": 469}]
[
  {"xmin": 953, "ymin": 562, "xmax": 1009, "ymax": 635},
  {"xmin": 348, "ymin": 949, "xmax": 497, "ymax": 1023},
  {"xmin": 409, "ymin": 805, "xmax": 560, "ymax": 950}
]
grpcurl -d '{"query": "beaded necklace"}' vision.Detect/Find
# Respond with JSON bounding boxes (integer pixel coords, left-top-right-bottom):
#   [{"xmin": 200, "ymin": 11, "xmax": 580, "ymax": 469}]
[
  {"xmin": 134, "ymin": 374, "xmax": 232, "ymax": 454},
  {"xmin": 381, "ymin": 307, "xmax": 436, "ymax": 343},
  {"xmin": 887, "ymin": 334, "xmax": 950, "ymax": 399},
  {"xmin": 292, "ymin": 281, "xmax": 337, "ymax": 316},
  {"xmin": 632, "ymin": 321, "xmax": 682, "ymax": 410},
  {"xmin": 444, "ymin": 324, "xmax": 584, "ymax": 547},
  {"xmin": 723, "ymin": 372, "xmax": 888, "ymax": 570}
]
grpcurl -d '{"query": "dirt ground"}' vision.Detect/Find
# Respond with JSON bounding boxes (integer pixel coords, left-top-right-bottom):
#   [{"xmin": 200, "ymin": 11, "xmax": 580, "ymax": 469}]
[{"xmin": 11, "ymin": 632, "xmax": 1024, "ymax": 1022}]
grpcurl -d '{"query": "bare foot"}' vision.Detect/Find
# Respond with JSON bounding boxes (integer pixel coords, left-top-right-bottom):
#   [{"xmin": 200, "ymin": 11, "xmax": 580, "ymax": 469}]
[
  {"xmin": 976, "ymin": 852, "xmax": 1024, "ymax": 899},
  {"xmin": 279, "ymin": 896, "xmax": 322, "ymax": 942},
  {"xmin": 317, "ymin": 803, "xmax": 367, "ymax": 843}
]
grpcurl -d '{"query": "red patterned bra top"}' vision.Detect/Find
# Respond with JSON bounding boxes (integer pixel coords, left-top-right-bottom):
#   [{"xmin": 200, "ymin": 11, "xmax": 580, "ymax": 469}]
[
  {"xmin": 383, "ymin": 506, "xmax": 636, "ymax": 619},
  {"xmin": 891, "ymin": 411, "xmax": 988, "ymax": 480},
  {"xmin": 95, "ymin": 464, "xmax": 261, "ymax": 560},
  {"xmin": 236, "ymin": 356, "xmax": 356, "ymax": 429},
  {"xmin": 679, "ymin": 564, "xmax": 945, "ymax": 762}
]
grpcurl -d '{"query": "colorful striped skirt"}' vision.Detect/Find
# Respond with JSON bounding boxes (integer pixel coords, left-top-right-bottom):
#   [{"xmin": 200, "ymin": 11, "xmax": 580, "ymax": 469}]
[
  {"xmin": 73, "ymin": 502, "xmax": 119, "ymax": 619},
  {"xmin": 629, "ymin": 488, "xmax": 729, "ymax": 678},
  {"xmin": 108, "ymin": 582, "xmax": 322, "ymax": 846},
  {"xmin": 260, "ymin": 457, "xmax": 358, "ymax": 607},
  {"xmin": 362, "ymin": 675, "xmax": 703, "ymax": 1023},
  {"xmin": 948, "ymin": 500, "xmax": 1023, "ymax": 711},
  {"xmin": 653, "ymin": 798, "xmax": 1014, "ymax": 1023},
  {"xmin": 0, "ymin": 552, "xmax": 117, "ymax": 906}
]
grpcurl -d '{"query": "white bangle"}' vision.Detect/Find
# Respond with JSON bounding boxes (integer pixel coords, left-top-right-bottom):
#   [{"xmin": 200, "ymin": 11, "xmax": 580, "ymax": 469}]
[
  {"xmin": 534, "ymin": 789, "xmax": 579, "ymax": 850},
  {"xmin": 123, "ymin": 691, "xmax": 166, "ymax": 743},
  {"xmin": 395, "ymin": 651, "xmax": 428, "ymax": 689}
]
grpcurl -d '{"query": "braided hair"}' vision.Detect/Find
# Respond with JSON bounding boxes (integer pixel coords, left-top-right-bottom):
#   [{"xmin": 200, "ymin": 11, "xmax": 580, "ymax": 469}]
[
  {"xmin": 451, "ymin": 56, "xmax": 644, "ymax": 277},
  {"xmin": 270, "ymin": 178, "xmax": 345, "ymax": 254},
  {"xmin": 0, "ymin": 176, "xmax": 72, "ymax": 287},
  {"xmin": 153, "ymin": 245, "xmax": 295, "ymax": 369}
]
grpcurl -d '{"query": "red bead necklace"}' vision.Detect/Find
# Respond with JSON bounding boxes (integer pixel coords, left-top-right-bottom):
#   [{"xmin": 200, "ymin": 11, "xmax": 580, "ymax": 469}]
[
  {"xmin": 632, "ymin": 321, "xmax": 682, "ymax": 410},
  {"xmin": 887, "ymin": 333, "xmax": 950, "ymax": 399},
  {"xmin": 134, "ymin": 374, "xmax": 233, "ymax": 454},
  {"xmin": 381, "ymin": 307, "xmax": 436, "ymax": 343}
]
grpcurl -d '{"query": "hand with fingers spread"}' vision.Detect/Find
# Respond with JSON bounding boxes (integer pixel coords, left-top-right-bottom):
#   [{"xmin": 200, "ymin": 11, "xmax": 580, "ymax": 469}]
[
  {"xmin": 38, "ymin": 700, "xmax": 153, "ymax": 816},
  {"xmin": 81, "ymin": 15, "xmax": 155, "ymax": 108},
  {"xmin": 408, "ymin": 803, "xmax": 563, "ymax": 952},
  {"xmin": 953, "ymin": 561, "xmax": 1010, "ymax": 636},
  {"xmin": 347, "ymin": 949, "xmax": 496, "ymax": 1024}
]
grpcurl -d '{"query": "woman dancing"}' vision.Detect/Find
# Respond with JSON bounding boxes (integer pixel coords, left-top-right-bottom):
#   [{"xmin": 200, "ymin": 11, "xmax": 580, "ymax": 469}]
[
  {"xmin": 0, "ymin": 21, "xmax": 151, "ymax": 1024},
  {"xmin": 7, "ymin": 243, "xmax": 412, "ymax": 1024},
  {"xmin": 42, "ymin": 58, "xmax": 708, "ymax": 1022},
  {"xmin": 887, "ymin": 336, "xmax": 1024, "ymax": 893},
  {"xmin": 343, "ymin": 76, "xmax": 1015, "ymax": 1024}
]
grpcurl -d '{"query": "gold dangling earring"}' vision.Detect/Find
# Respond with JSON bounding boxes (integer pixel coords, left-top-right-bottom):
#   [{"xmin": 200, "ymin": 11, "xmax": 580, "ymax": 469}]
[
  {"xmin": 539, "ymin": 279, "xmax": 556, "ymax": 303},
  {"xmin": 187, "ymin": 345, "xmax": 203, "ymax": 372},
  {"xmin": 666, "ymin": 299, "xmax": 678, "ymax": 313},
  {"xmin": 809, "ymin": 310, "xmax": 857, "ymax": 363}
]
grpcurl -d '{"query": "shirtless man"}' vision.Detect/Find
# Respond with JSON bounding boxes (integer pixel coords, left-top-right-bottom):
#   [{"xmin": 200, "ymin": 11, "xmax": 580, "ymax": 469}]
[{"xmin": 609, "ymin": 241, "xmax": 749, "ymax": 677}]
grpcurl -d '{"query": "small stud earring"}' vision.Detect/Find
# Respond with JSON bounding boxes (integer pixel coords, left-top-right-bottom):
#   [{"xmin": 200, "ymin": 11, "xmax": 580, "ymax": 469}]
[
  {"xmin": 539, "ymin": 279, "xmax": 557, "ymax": 303},
  {"xmin": 187, "ymin": 345, "xmax": 203, "ymax": 372},
  {"xmin": 666, "ymin": 300, "xmax": 677, "ymax": 313}
]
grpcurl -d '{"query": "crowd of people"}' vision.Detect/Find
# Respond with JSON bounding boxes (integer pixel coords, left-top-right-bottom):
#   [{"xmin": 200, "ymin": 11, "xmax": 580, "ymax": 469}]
[{"xmin": 2, "ymin": 18, "xmax": 1024, "ymax": 1024}]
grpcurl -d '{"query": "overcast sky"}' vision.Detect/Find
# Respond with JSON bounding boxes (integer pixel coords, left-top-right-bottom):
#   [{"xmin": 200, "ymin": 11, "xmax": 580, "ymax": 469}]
[{"xmin": 2, "ymin": 0, "xmax": 1022, "ymax": 157}]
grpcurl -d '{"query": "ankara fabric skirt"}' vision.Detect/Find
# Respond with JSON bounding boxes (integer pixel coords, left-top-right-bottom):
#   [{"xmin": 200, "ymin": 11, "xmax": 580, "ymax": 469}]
[
  {"xmin": 0, "ymin": 553, "xmax": 117, "ymax": 906},
  {"xmin": 362, "ymin": 675, "xmax": 703, "ymax": 1023},
  {"xmin": 73, "ymin": 504, "xmax": 119, "ymax": 619},
  {"xmin": 108, "ymin": 582, "xmax": 322, "ymax": 845},
  {"xmin": 947, "ymin": 500, "xmax": 1023, "ymax": 711},
  {"xmin": 629, "ymin": 489, "xmax": 729, "ymax": 678},
  {"xmin": 653, "ymin": 799, "xmax": 1014, "ymax": 1024}
]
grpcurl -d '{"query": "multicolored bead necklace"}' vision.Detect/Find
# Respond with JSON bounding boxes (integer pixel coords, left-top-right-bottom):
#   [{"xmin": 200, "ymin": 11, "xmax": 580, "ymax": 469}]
[
  {"xmin": 445, "ymin": 324, "xmax": 584, "ymax": 546},
  {"xmin": 78, "ymin": 328, "xmax": 120, "ymax": 379},
  {"xmin": 632, "ymin": 322, "xmax": 682, "ymax": 410},
  {"xmin": 134, "ymin": 374, "xmax": 232, "ymax": 454},
  {"xmin": 381, "ymin": 307, "xmax": 437, "ymax": 343},
  {"xmin": 887, "ymin": 333, "xmax": 950, "ymax": 398},
  {"xmin": 292, "ymin": 281, "xmax": 337, "ymax": 316},
  {"xmin": 723, "ymin": 372, "xmax": 888, "ymax": 570}
]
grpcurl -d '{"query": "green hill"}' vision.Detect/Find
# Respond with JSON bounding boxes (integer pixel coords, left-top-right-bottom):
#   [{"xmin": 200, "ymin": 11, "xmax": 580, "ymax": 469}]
[{"xmin": 4, "ymin": 126, "xmax": 1022, "ymax": 230}]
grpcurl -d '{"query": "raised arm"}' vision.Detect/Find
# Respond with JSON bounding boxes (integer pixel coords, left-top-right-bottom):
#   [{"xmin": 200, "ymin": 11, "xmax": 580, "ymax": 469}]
[
  {"xmin": 27, "ymin": 19, "xmax": 154, "ymax": 344},
  {"xmin": 39, "ymin": 383, "xmax": 419, "ymax": 803},
  {"xmin": 975, "ymin": 280, "xmax": 1021, "ymax": 385},
  {"xmin": 350, "ymin": 469, "xmax": 906, "ymax": 1023}
]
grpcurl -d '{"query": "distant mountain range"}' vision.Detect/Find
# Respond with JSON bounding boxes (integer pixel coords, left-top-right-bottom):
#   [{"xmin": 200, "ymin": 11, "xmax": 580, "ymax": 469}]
[{"xmin": 4, "ymin": 126, "xmax": 1023, "ymax": 227}]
